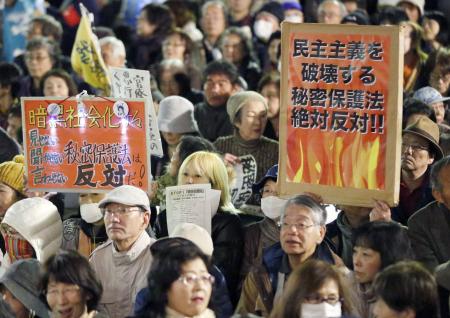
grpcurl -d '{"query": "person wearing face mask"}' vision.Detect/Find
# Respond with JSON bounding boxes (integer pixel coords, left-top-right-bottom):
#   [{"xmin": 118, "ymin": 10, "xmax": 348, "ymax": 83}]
[
  {"xmin": 0, "ymin": 197, "xmax": 62, "ymax": 271},
  {"xmin": 239, "ymin": 165, "xmax": 285, "ymax": 286},
  {"xmin": 252, "ymin": 2, "xmax": 284, "ymax": 74},
  {"xmin": 283, "ymin": 1, "xmax": 304, "ymax": 23},
  {"xmin": 61, "ymin": 193, "xmax": 109, "ymax": 258},
  {"xmin": 270, "ymin": 259, "xmax": 357, "ymax": 318}
]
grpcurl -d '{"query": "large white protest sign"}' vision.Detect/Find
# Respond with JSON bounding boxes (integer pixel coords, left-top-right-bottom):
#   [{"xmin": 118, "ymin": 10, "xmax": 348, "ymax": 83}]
[
  {"xmin": 110, "ymin": 67, "xmax": 163, "ymax": 158},
  {"xmin": 166, "ymin": 184, "xmax": 221, "ymax": 235},
  {"xmin": 230, "ymin": 155, "xmax": 257, "ymax": 208}
]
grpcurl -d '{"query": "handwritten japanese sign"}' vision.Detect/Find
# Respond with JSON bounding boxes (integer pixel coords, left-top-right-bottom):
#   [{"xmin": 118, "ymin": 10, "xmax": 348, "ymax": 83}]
[
  {"xmin": 278, "ymin": 23, "xmax": 403, "ymax": 207},
  {"xmin": 21, "ymin": 97, "xmax": 151, "ymax": 193},
  {"xmin": 230, "ymin": 155, "xmax": 257, "ymax": 208},
  {"xmin": 110, "ymin": 67, "xmax": 163, "ymax": 158}
]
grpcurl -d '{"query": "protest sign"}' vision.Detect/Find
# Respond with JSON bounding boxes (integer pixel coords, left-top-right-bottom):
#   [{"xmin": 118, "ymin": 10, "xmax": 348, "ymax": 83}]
[
  {"xmin": 166, "ymin": 184, "xmax": 221, "ymax": 235},
  {"xmin": 21, "ymin": 96, "xmax": 151, "ymax": 192},
  {"xmin": 278, "ymin": 23, "xmax": 403, "ymax": 207},
  {"xmin": 110, "ymin": 67, "xmax": 163, "ymax": 157},
  {"xmin": 230, "ymin": 155, "xmax": 257, "ymax": 208}
]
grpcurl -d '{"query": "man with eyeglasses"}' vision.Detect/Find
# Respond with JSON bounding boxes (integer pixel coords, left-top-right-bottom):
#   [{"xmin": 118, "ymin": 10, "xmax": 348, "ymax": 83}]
[
  {"xmin": 236, "ymin": 194, "xmax": 336, "ymax": 317},
  {"xmin": 392, "ymin": 116, "xmax": 444, "ymax": 225},
  {"xmin": 89, "ymin": 185, "xmax": 155, "ymax": 318}
]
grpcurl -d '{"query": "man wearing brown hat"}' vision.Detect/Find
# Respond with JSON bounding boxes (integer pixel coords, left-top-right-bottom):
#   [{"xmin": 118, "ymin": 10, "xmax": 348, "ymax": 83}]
[{"xmin": 392, "ymin": 117, "xmax": 444, "ymax": 225}]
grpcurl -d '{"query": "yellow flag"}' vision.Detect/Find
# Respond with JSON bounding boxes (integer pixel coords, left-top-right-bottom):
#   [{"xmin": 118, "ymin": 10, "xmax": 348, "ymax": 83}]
[{"xmin": 71, "ymin": 4, "xmax": 110, "ymax": 94}]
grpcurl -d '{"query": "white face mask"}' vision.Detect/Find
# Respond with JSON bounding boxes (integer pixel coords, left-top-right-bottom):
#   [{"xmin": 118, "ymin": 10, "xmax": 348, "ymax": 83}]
[
  {"xmin": 285, "ymin": 15, "xmax": 303, "ymax": 23},
  {"xmin": 254, "ymin": 19, "xmax": 273, "ymax": 42},
  {"xmin": 301, "ymin": 302, "xmax": 342, "ymax": 318},
  {"xmin": 80, "ymin": 203, "xmax": 103, "ymax": 223},
  {"xmin": 260, "ymin": 196, "xmax": 286, "ymax": 220}
]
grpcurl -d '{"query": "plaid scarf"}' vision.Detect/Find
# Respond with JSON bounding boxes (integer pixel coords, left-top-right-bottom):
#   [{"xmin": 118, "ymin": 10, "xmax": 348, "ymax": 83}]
[{"xmin": 3, "ymin": 234, "xmax": 34, "ymax": 262}]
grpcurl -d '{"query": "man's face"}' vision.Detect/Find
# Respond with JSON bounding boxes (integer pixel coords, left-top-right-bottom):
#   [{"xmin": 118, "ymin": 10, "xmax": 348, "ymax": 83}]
[
  {"xmin": 431, "ymin": 101, "xmax": 446, "ymax": 125},
  {"xmin": 433, "ymin": 165, "xmax": 450, "ymax": 209},
  {"xmin": 101, "ymin": 43, "xmax": 125, "ymax": 68},
  {"xmin": 201, "ymin": 5, "xmax": 226, "ymax": 39},
  {"xmin": 204, "ymin": 73, "xmax": 236, "ymax": 107},
  {"xmin": 318, "ymin": 2, "xmax": 343, "ymax": 24},
  {"xmin": 103, "ymin": 202, "xmax": 149, "ymax": 248},
  {"xmin": 280, "ymin": 204, "xmax": 325, "ymax": 257},
  {"xmin": 401, "ymin": 133, "xmax": 434, "ymax": 174}
]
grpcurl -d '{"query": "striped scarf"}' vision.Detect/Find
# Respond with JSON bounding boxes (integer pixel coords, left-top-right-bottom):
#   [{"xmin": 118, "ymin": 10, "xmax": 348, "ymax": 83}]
[{"xmin": 3, "ymin": 234, "xmax": 34, "ymax": 262}]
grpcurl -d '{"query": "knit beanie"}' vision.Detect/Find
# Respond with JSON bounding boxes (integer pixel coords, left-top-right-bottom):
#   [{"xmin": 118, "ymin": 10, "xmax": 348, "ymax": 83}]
[
  {"xmin": 257, "ymin": 2, "xmax": 285, "ymax": 23},
  {"xmin": 158, "ymin": 96, "xmax": 199, "ymax": 134},
  {"xmin": 226, "ymin": 91, "xmax": 268, "ymax": 124},
  {"xmin": 396, "ymin": 0, "xmax": 424, "ymax": 16},
  {"xmin": 0, "ymin": 155, "xmax": 25, "ymax": 195}
]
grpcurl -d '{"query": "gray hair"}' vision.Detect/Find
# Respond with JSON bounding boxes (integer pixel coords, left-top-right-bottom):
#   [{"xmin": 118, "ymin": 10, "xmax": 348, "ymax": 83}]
[
  {"xmin": 280, "ymin": 195, "xmax": 327, "ymax": 226},
  {"xmin": 99, "ymin": 36, "xmax": 126, "ymax": 59},
  {"xmin": 201, "ymin": 0, "xmax": 228, "ymax": 19},
  {"xmin": 318, "ymin": 0, "xmax": 348, "ymax": 19},
  {"xmin": 430, "ymin": 155, "xmax": 450, "ymax": 191}
]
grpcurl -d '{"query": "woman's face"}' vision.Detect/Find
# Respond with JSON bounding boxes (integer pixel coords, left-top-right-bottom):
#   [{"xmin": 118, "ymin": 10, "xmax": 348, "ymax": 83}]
[
  {"xmin": 167, "ymin": 258, "xmax": 213, "ymax": 317},
  {"xmin": 25, "ymin": 48, "xmax": 53, "ymax": 80},
  {"xmin": 0, "ymin": 182, "xmax": 19, "ymax": 217},
  {"xmin": 46, "ymin": 281, "xmax": 87, "ymax": 318},
  {"xmin": 159, "ymin": 69, "xmax": 181, "ymax": 96},
  {"xmin": 43, "ymin": 76, "xmax": 70, "ymax": 97},
  {"xmin": 372, "ymin": 297, "xmax": 412, "ymax": 318},
  {"xmin": 162, "ymin": 34, "xmax": 186, "ymax": 61},
  {"xmin": 235, "ymin": 100, "xmax": 268, "ymax": 141},
  {"xmin": 136, "ymin": 10, "xmax": 156, "ymax": 38},
  {"xmin": 162, "ymin": 131, "xmax": 183, "ymax": 146},
  {"xmin": 303, "ymin": 278, "xmax": 340, "ymax": 305},
  {"xmin": 260, "ymin": 83, "xmax": 280, "ymax": 119},
  {"xmin": 179, "ymin": 161, "xmax": 210, "ymax": 185},
  {"xmin": 353, "ymin": 246, "xmax": 382, "ymax": 284}
]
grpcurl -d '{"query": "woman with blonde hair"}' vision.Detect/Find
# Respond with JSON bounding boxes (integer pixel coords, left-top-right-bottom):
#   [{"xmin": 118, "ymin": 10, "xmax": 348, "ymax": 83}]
[{"xmin": 155, "ymin": 151, "xmax": 244, "ymax": 305}]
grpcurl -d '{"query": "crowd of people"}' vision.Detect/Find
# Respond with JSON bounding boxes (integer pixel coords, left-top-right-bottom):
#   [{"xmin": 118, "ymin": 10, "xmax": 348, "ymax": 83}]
[{"xmin": 1, "ymin": 0, "xmax": 450, "ymax": 317}]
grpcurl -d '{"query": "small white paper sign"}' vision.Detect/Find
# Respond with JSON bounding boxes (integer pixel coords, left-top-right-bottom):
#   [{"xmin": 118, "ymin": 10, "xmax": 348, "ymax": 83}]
[
  {"xmin": 166, "ymin": 184, "xmax": 221, "ymax": 235},
  {"xmin": 230, "ymin": 155, "xmax": 257, "ymax": 208},
  {"xmin": 109, "ymin": 67, "xmax": 163, "ymax": 157}
]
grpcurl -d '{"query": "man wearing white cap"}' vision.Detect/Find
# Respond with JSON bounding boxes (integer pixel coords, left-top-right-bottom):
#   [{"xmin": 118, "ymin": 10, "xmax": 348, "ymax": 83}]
[
  {"xmin": 89, "ymin": 185, "xmax": 155, "ymax": 318},
  {"xmin": 413, "ymin": 86, "xmax": 450, "ymax": 126}
]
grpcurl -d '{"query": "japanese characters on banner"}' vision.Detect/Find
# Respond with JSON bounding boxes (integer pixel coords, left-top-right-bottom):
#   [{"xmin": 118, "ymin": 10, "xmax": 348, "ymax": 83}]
[
  {"xmin": 230, "ymin": 155, "xmax": 257, "ymax": 208},
  {"xmin": 110, "ymin": 67, "xmax": 163, "ymax": 158},
  {"xmin": 278, "ymin": 23, "xmax": 403, "ymax": 207},
  {"xmin": 21, "ymin": 97, "xmax": 151, "ymax": 193}
]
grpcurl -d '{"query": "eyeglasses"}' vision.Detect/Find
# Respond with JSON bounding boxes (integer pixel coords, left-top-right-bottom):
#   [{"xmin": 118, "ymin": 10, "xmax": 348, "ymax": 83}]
[
  {"xmin": 304, "ymin": 294, "xmax": 343, "ymax": 305},
  {"xmin": 401, "ymin": 143, "xmax": 429, "ymax": 152},
  {"xmin": 46, "ymin": 285, "xmax": 80, "ymax": 299},
  {"xmin": 278, "ymin": 222, "xmax": 317, "ymax": 231},
  {"xmin": 25, "ymin": 54, "xmax": 50, "ymax": 62},
  {"xmin": 100, "ymin": 206, "xmax": 143, "ymax": 216},
  {"xmin": 177, "ymin": 273, "xmax": 215, "ymax": 286}
]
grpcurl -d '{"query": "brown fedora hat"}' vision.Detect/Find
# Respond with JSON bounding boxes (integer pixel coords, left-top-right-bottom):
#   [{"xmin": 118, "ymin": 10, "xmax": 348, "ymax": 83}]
[{"xmin": 403, "ymin": 116, "xmax": 444, "ymax": 160}]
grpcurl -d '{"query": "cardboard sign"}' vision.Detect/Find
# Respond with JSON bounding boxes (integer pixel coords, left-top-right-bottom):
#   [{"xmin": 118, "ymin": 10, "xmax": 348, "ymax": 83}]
[
  {"xmin": 279, "ymin": 23, "xmax": 403, "ymax": 207},
  {"xmin": 110, "ymin": 67, "xmax": 163, "ymax": 157},
  {"xmin": 21, "ymin": 97, "xmax": 151, "ymax": 192}
]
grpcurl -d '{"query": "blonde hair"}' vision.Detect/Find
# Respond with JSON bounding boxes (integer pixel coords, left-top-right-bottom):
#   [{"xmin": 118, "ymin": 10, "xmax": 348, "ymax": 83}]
[{"xmin": 178, "ymin": 151, "xmax": 235, "ymax": 212}]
